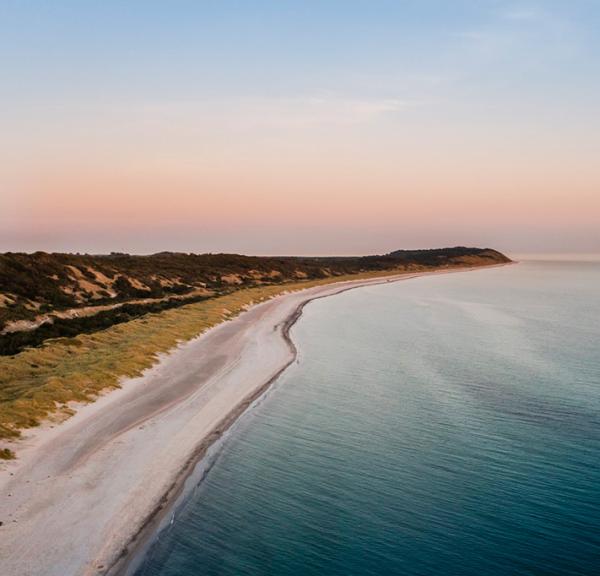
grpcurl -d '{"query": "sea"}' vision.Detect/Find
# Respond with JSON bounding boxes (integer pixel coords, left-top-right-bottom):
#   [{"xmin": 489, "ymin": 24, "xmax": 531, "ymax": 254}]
[{"xmin": 134, "ymin": 259, "xmax": 600, "ymax": 576}]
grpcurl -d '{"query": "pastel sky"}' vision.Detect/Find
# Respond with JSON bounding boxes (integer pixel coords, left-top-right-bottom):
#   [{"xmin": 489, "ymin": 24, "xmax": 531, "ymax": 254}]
[{"xmin": 1, "ymin": 1, "xmax": 599, "ymax": 255}]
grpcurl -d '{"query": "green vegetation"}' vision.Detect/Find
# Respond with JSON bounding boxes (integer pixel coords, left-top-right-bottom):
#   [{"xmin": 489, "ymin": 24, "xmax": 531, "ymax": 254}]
[
  {"xmin": 0, "ymin": 293, "xmax": 213, "ymax": 356},
  {"xmin": 0, "ymin": 251, "xmax": 381, "ymax": 329},
  {"xmin": 0, "ymin": 248, "xmax": 510, "ymax": 331},
  {"xmin": 0, "ymin": 247, "xmax": 511, "ymax": 451}
]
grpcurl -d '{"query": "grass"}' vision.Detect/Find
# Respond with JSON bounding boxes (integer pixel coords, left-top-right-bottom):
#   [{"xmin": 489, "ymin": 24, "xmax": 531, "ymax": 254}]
[{"xmin": 0, "ymin": 268, "xmax": 414, "ymax": 445}]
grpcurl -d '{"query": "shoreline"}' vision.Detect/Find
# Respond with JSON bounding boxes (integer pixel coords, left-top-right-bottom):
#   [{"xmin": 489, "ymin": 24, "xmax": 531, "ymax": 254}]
[
  {"xmin": 0, "ymin": 263, "xmax": 512, "ymax": 576},
  {"xmin": 107, "ymin": 263, "xmax": 513, "ymax": 576},
  {"xmin": 111, "ymin": 272, "xmax": 412, "ymax": 576}
]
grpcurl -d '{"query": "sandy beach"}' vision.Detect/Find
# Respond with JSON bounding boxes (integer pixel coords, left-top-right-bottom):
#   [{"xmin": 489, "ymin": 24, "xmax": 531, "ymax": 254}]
[{"xmin": 0, "ymin": 266, "xmax": 504, "ymax": 576}]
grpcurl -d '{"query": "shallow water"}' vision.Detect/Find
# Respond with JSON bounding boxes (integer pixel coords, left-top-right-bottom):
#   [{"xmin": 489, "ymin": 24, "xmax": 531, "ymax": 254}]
[{"xmin": 135, "ymin": 261, "xmax": 600, "ymax": 576}]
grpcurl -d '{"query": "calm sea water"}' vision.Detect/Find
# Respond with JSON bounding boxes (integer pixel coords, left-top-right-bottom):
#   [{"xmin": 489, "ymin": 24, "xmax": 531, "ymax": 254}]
[{"xmin": 135, "ymin": 261, "xmax": 600, "ymax": 576}]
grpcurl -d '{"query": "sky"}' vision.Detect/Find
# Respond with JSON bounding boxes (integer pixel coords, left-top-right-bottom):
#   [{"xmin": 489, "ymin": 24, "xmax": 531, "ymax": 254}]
[{"xmin": 1, "ymin": 1, "xmax": 599, "ymax": 256}]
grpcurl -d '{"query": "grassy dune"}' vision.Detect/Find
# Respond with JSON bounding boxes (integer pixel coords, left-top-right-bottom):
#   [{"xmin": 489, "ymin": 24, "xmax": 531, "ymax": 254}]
[{"xmin": 0, "ymin": 269, "xmax": 413, "ymax": 447}]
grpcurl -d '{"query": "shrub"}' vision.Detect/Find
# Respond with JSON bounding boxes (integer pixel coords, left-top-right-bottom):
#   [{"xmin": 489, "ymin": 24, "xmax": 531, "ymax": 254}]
[{"xmin": 0, "ymin": 447, "xmax": 16, "ymax": 460}]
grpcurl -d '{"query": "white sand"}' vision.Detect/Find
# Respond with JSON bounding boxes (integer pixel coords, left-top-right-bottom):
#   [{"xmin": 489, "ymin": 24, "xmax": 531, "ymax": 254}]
[{"xmin": 0, "ymin": 266, "xmax": 504, "ymax": 576}]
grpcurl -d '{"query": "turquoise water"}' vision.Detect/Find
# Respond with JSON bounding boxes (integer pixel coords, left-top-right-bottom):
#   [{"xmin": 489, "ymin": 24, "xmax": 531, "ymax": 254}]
[{"xmin": 136, "ymin": 261, "xmax": 600, "ymax": 576}]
